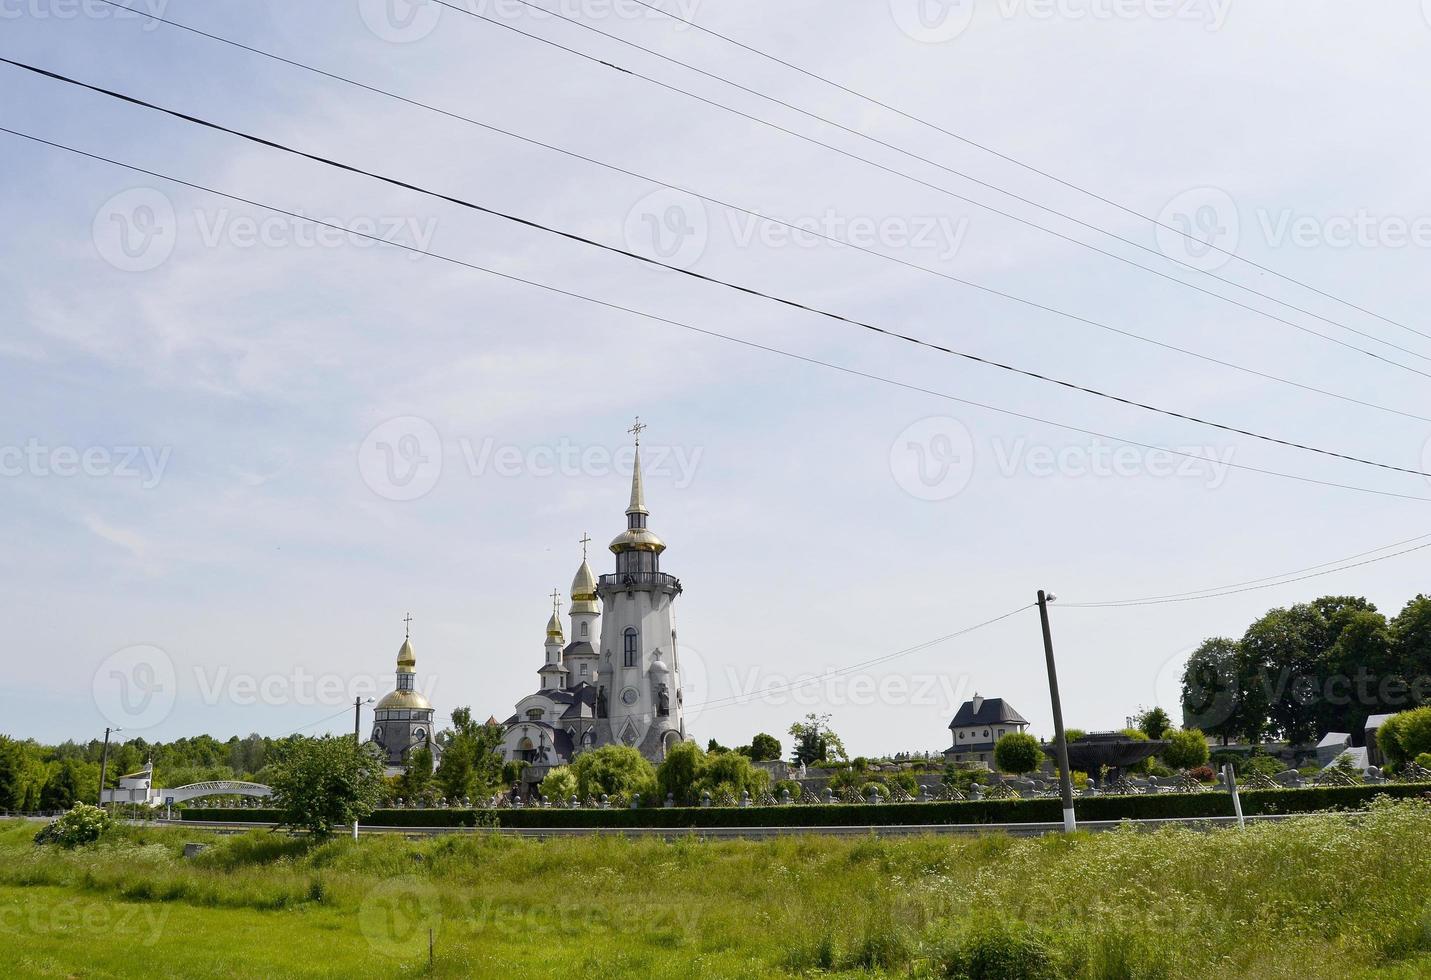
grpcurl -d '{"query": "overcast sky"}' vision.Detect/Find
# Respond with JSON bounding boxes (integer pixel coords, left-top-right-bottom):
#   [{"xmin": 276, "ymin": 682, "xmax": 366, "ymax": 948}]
[{"xmin": 3, "ymin": 0, "xmax": 1430, "ymax": 755}]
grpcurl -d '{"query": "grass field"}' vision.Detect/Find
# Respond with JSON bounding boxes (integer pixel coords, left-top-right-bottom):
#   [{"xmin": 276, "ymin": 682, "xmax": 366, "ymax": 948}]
[{"xmin": 2, "ymin": 799, "xmax": 1430, "ymax": 978}]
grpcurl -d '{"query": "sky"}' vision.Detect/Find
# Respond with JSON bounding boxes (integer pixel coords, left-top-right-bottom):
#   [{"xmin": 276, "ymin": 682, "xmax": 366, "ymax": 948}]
[{"xmin": 3, "ymin": 0, "xmax": 1431, "ymax": 756}]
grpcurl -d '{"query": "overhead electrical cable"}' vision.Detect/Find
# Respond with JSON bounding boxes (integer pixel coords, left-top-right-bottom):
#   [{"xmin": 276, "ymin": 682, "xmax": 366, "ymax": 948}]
[
  {"xmin": 4, "ymin": 57, "xmax": 1428, "ymax": 480},
  {"xmin": 621, "ymin": 0, "xmax": 1426, "ymax": 343},
  {"xmin": 4, "ymin": 124, "xmax": 1430, "ymax": 504},
  {"xmin": 71, "ymin": 2, "xmax": 1431, "ymax": 426},
  {"xmin": 422, "ymin": 0, "xmax": 1431, "ymax": 365},
  {"xmin": 1064, "ymin": 538, "xmax": 1431, "ymax": 608}
]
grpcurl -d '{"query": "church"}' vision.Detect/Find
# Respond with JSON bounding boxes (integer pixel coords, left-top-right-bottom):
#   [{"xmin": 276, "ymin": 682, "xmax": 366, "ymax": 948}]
[{"xmin": 496, "ymin": 425, "xmax": 690, "ymax": 790}]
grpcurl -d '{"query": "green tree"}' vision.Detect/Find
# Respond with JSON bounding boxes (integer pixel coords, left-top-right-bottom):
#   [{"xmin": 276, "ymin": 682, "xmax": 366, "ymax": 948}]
[
  {"xmin": 268, "ymin": 736, "xmax": 384, "ymax": 838},
  {"xmin": 1135, "ymin": 706, "xmax": 1172, "ymax": 740},
  {"xmin": 1375, "ymin": 707, "xmax": 1431, "ymax": 769},
  {"xmin": 1390, "ymin": 595, "xmax": 1431, "ymax": 707},
  {"xmin": 570, "ymin": 746, "xmax": 657, "ymax": 801},
  {"xmin": 788, "ymin": 713, "xmax": 847, "ymax": 765},
  {"xmin": 1162, "ymin": 729, "xmax": 1210, "ymax": 770},
  {"xmin": 746, "ymin": 733, "xmax": 782, "ymax": 763},
  {"xmin": 0, "ymin": 737, "xmax": 47, "ymax": 811},
  {"xmin": 656, "ymin": 740, "xmax": 705, "ymax": 806},
  {"xmin": 399, "ymin": 745, "xmax": 436, "ymax": 804},
  {"xmin": 993, "ymin": 732, "xmax": 1042, "ymax": 775},
  {"xmin": 434, "ymin": 707, "xmax": 504, "ymax": 803},
  {"xmin": 1181, "ymin": 637, "xmax": 1246, "ymax": 745},
  {"xmin": 695, "ymin": 751, "xmax": 770, "ymax": 800},
  {"xmin": 539, "ymin": 766, "xmax": 577, "ymax": 803},
  {"xmin": 40, "ymin": 758, "xmax": 100, "ymax": 810}
]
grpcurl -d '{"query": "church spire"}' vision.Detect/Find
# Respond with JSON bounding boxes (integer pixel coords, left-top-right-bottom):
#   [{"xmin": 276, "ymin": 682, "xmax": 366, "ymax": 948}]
[{"xmin": 626, "ymin": 417, "xmax": 648, "ymax": 517}]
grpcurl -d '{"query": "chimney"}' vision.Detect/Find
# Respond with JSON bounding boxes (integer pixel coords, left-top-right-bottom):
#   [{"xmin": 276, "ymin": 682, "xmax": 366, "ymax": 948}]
[{"xmin": 971, "ymin": 693, "xmax": 984, "ymax": 715}]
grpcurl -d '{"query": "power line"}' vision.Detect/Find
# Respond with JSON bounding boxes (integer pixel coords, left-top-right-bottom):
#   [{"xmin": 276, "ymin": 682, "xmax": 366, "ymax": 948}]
[
  {"xmin": 427, "ymin": 0, "xmax": 1431, "ymax": 367},
  {"xmin": 622, "ymin": 0, "xmax": 1426, "ymax": 344},
  {"xmin": 76, "ymin": 0, "xmax": 1431, "ymax": 427},
  {"xmin": 6, "ymin": 122, "xmax": 1429, "ymax": 504},
  {"xmin": 1065, "ymin": 536, "xmax": 1431, "ymax": 608},
  {"xmin": 6, "ymin": 56, "xmax": 1429, "ymax": 481},
  {"xmin": 695, "ymin": 604, "xmax": 1035, "ymax": 712}
]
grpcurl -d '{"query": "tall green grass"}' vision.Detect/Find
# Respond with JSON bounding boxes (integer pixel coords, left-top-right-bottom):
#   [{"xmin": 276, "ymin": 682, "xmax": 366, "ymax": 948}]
[{"xmin": 4, "ymin": 798, "xmax": 1430, "ymax": 978}]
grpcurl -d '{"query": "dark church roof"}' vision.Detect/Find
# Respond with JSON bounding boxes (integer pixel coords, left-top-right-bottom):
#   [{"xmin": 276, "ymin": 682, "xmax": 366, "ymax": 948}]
[{"xmin": 948, "ymin": 697, "xmax": 1028, "ymax": 729}]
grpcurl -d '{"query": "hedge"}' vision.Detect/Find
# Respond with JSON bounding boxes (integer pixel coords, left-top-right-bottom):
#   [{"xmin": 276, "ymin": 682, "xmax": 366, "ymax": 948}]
[{"xmin": 181, "ymin": 784, "xmax": 1428, "ymax": 829}]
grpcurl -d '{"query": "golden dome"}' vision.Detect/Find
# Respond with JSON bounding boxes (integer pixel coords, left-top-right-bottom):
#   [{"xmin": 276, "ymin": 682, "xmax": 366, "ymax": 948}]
[
  {"xmin": 396, "ymin": 636, "xmax": 416, "ymax": 673},
  {"xmin": 376, "ymin": 688, "xmax": 432, "ymax": 711},
  {"xmin": 546, "ymin": 611, "xmax": 564, "ymax": 640},
  {"xmin": 609, "ymin": 526, "xmax": 666, "ymax": 554},
  {"xmin": 571, "ymin": 559, "xmax": 598, "ymax": 600}
]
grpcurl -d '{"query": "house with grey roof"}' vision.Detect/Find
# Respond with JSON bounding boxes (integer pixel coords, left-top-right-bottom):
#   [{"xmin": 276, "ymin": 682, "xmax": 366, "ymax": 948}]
[{"xmin": 943, "ymin": 694, "xmax": 1030, "ymax": 766}]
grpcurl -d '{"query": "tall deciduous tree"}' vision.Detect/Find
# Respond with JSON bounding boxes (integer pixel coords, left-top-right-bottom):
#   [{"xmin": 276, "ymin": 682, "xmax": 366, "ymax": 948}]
[{"xmin": 268, "ymin": 735, "xmax": 384, "ymax": 838}]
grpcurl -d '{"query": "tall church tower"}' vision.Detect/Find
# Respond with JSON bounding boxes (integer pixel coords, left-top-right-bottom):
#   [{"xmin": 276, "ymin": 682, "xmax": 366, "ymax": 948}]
[
  {"xmin": 596, "ymin": 421, "xmax": 685, "ymax": 760},
  {"xmin": 564, "ymin": 537, "xmax": 602, "ymax": 688},
  {"xmin": 538, "ymin": 594, "xmax": 567, "ymax": 691}
]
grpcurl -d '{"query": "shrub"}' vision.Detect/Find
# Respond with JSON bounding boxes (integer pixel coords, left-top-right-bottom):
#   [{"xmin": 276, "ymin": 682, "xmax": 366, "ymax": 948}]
[
  {"xmin": 656, "ymin": 740, "xmax": 704, "ymax": 806},
  {"xmin": 694, "ymin": 750, "xmax": 769, "ymax": 802},
  {"xmin": 1416, "ymin": 753, "xmax": 1431, "ymax": 771},
  {"xmin": 1163, "ymin": 728, "xmax": 1211, "ymax": 770},
  {"xmin": 268, "ymin": 736, "xmax": 384, "ymax": 838},
  {"xmin": 570, "ymin": 746, "xmax": 657, "ymax": 801},
  {"xmin": 994, "ymin": 733, "xmax": 1043, "ymax": 775},
  {"xmin": 34, "ymin": 803, "xmax": 111, "ymax": 848},
  {"xmin": 1189, "ymin": 765, "xmax": 1216, "ymax": 783},
  {"xmin": 539, "ymin": 767, "xmax": 577, "ymax": 804},
  {"xmin": 1243, "ymin": 754, "xmax": 1283, "ymax": 778},
  {"xmin": 1376, "ymin": 707, "xmax": 1431, "ymax": 768},
  {"xmin": 774, "ymin": 779, "xmax": 803, "ymax": 802},
  {"xmin": 943, "ymin": 923, "xmax": 1058, "ymax": 980},
  {"xmin": 862, "ymin": 782, "xmax": 890, "ymax": 801}
]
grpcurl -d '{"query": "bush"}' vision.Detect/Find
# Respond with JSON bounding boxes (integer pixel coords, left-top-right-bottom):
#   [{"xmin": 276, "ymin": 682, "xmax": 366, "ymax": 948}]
[
  {"xmin": 656, "ymin": 740, "xmax": 704, "ymax": 806},
  {"xmin": 1416, "ymin": 753, "xmax": 1431, "ymax": 771},
  {"xmin": 943, "ymin": 923, "xmax": 1058, "ymax": 980},
  {"xmin": 862, "ymin": 782, "xmax": 890, "ymax": 801},
  {"xmin": 1376, "ymin": 707, "xmax": 1431, "ymax": 769},
  {"xmin": 1189, "ymin": 765, "xmax": 1216, "ymax": 783},
  {"xmin": 539, "ymin": 766, "xmax": 577, "ymax": 804},
  {"xmin": 993, "ymin": 733, "xmax": 1043, "ymax": 775},
  {"xmin": 1163, "ymin": 728, "xmax": 1211, "ymax": 770},
  {"xmin": 1244, "ymin": 754, "xmax": 1283, "ymax": 778},
  {"xmin": 570, "ymin": 746, "xmax": 657, "ymax": 802},
  {"xmin": 34, "ymin": 803, "xmax": 111, "ymax": 848},
  {"xmin": 774, "ymin": 779, "xmax": 803, "ymax": 802}
]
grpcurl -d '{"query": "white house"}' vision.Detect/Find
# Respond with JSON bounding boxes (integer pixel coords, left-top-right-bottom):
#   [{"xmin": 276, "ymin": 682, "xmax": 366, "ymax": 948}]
[{"xmin": 943, "ymin": 695, "xmax": 1030, "ymax": 766}]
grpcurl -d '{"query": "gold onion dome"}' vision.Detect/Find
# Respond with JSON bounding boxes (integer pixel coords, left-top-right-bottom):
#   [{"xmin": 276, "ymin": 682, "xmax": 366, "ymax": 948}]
[
  {"xmin": 571, "ymin": 558, "xmax": 600, "ymax": 613},
  {"xmin": 396, "ymin": 636, "xmax": 416, "ymax": 672},
  {"xmin": 546, "ymin": 611, "xmax": 564, "ymax": 640},
  {"xmin": 609, "ymin": 526, "xmax": 666, "ymax": 554}
]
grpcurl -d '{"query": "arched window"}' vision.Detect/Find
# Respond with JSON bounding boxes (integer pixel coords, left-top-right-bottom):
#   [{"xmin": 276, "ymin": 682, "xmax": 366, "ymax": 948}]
[
  {"xmin": 580, "ymin": 622, "xmax": 589, "ymax": 639},
  {"xmin": 623, "ymin": 628, "xmax": 639, "ymax": 667}
]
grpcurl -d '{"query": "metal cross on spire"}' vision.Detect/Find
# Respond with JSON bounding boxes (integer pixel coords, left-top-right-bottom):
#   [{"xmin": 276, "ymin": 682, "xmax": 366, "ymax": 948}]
[
  {"xmin": 403, "ymin": 612, "xmax": 413, "ymax": 638},
  {"xmin": 550, "ymin": 589, "xmax": 562, "ymax": 617},
  {"xmin": 628, "ymin": 416, "xmax": 647, "ymax": 446},
  {"xmin": 579, "ymin": 532, "xmax": 592, "ymax": 559}
]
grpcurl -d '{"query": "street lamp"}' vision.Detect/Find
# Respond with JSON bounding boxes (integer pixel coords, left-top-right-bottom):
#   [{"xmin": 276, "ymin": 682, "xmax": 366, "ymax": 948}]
[
  {"xmin": 1037, "ymin": 590, "xmax": 1077, "ymax": 833},
  {"xmin": 353, "ymin": 696, "xmax": 375, "ymax": 744},
  {"xmin": 98, "ymin": 727, "xmax": 122, "ymax": 809}
]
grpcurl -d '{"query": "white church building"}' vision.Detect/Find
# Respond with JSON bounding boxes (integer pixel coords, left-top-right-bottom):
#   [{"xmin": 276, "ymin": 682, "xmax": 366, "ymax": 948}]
[{"xmin": 498, "ymin": 430, "xmax": 689, "ymax": 788}]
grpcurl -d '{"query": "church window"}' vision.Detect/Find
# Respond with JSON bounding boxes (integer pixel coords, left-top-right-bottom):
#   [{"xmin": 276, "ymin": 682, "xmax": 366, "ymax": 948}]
[
  {"xmin": 623, "ymin": 628, "xmax": 638, "ymax": 667},
  {"xmin": 414, "ymin": 728, "xmax": 426, "ymax": 741},
  {"xmin": 621, "ymin": 687, "xmax": 639, "ymax": 706},
  {"xmin": 580, "ymin": 663, "xmax": 589, "ymax": 678},
  {"xmin": 580, "ymin": 622, "xmax": 589, "ymax": 639},
  {"xmin": 527, "ymin": 709, "xmax": 543, "ymax": 721}
]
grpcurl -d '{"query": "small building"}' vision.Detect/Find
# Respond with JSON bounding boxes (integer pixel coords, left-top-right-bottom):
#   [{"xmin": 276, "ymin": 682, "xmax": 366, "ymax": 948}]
[
  {"xmin": 1316, "ymin": 732, "xmax": 1352, "ymax": 768},
  {"xmin": 943, "ymin": 694, "xmax": 1030, "ymax": 766},
  {"xmin": 100, "ymin": 762, "xmax": 155, "ymax": 805},
  {"xmin": 1364, "ymin": 713, "xmax": 1397, "ymax": 768}
]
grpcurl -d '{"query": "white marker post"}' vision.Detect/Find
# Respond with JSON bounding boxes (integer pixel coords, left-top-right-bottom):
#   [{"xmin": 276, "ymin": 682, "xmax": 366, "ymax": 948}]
[{"xmin": 1224, "ymin": 763, "xmax": 1245, "ymax": 829}]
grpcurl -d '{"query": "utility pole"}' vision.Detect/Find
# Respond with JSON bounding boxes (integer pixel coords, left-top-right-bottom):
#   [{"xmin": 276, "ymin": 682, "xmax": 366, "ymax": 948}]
[
  {"xmin": 98, "ymin": 726, "xmax": 120, "ymax": 808},
  {"xmin": 1037, "ymin": 590, "xmax": 1076, "ymax": 833},
  {"xmin": 353, "ymin": 696, "xmax": 374, "ymax": 744}
]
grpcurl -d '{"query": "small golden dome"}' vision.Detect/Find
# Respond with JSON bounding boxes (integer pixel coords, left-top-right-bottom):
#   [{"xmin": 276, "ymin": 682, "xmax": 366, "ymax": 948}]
[
  {"xmin": 546, "ymin": 611, "xmax": 564, "ymax": 640},
  {"xmin": 609, "ymin": 526, "xmax": 666, "ymax": 554},
  {"xmin": 396, "ymin": 637, "xmax": 416, "ymax": 673},
  {"xmin": 376, "ymin": 688, "xmax": 432, "ymax": 711},
  {"xmin": 571, "ymin": 559, "xmax": 598, "ymax": 600}
]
